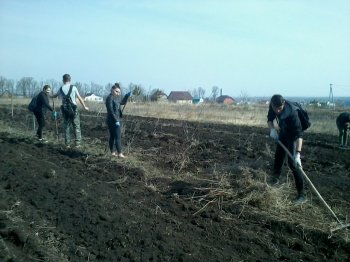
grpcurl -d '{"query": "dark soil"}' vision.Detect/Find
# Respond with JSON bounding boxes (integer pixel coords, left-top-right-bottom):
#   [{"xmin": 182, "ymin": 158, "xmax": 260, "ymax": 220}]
[{"xmin": 0, "ymin": 106, "xmax": 349, "ymax": 261}]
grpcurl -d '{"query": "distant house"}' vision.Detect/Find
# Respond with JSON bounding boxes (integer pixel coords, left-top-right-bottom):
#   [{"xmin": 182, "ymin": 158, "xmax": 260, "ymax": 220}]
[
  {"xmin": 216, "ymin": 95, "xmax": 235, "ymax": 105},
  {"xmin": 168, "ymin": 91, "xmax": 193, "ymax": 104},
  {"xmin": 84, "ymin": 93, "xmax": 103, "ymax": 102},
  {"xmin": 192, "ymin": 97, "xmax": 204, "ymax": 104},
  {"xmin": 0, "ymin": 90, "xmax": 12, "ymax": 98}
]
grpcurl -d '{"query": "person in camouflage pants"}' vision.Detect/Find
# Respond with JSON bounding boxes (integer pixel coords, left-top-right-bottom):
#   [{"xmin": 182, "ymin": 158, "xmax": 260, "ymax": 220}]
[{"xmin": 53, "ymin": 74, "xmax": 89, "ymax": 148}]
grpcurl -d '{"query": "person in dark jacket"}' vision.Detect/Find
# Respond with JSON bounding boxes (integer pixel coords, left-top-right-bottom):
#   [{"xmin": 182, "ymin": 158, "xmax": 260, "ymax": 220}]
[
  {"xmin": 33, "ymin": 85, "xmax": 55, "ymax": 142},
  {"xmin": 336, "ymin": 112, "xmax": 350, "ymax": 148},
  {"xmin": 105, "ymin": 83, "xmax": 130, "ymax": 158},
  {"xmin": 267, "ymin": 94, "xmax": 306, "ymax": 204}
]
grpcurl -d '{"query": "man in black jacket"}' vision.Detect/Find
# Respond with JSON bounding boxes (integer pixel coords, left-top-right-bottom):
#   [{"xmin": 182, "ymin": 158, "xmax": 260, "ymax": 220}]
[
  {"xmin": 336, "ymin": 112, "xmax": 350, "ymax": 148},
  {"xmin": 33, "ymin": 85, "xmax": 55, "ymax": 142},
  {"xmin": 267, "ymin": 94, "xmax": 306, "ymax": 204}
]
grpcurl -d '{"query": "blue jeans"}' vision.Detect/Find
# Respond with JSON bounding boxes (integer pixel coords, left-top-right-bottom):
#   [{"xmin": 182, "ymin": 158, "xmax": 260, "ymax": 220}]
[{"xmin": 107, "ymin": 121, "xmax": 122, "ymax": 154}]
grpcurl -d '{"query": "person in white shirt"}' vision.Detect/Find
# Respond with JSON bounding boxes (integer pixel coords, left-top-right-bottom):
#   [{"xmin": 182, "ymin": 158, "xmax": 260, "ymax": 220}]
[{"xmin": 53, "ymin": 73, "xmax": 89, "ymax": 148}]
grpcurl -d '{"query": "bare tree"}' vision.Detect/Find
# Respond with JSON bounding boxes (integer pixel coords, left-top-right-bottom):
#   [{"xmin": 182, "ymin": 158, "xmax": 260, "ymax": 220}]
[
  {"xmin": 33, "ymin": 80, "xmax": 40, "ymax": 95},
  {"xmin": 83, "ymin": 83, "xmax": 90, "ymax": 96},
  {"xmin": 240, "ymin": 89, "xmax": 249, "ymax": 104},
  {"xmin": 191, "ymin": 87, "xmax": 206, "ymax": 98},
  {"xmin": 198, "ymin": 87, "xmax": 206, "ymax": 98},
  {"xmin": 0, "ymin": 77, "xmax": 14, "ymax": 96},
  {"xmin": 105, "ymin": 83, "xmax": 114, "ymax": 96},
  {"xmin": 16, "ymin": 77, "xmax": 36, "ymax": 97},
  {"xmin": 210, "ymin": 86, "xmax": 219, "ymax": 102},
  {"xmin": 90, "ymin": 82, "xmax": 104, "ymax": 96},
  {"xmin": 0, "ymin": 76, "xmax": 6, "ymax": 96},
  {"xmin": 74, "ymin": 82, "xmax": 84, "ymax": 95},
  {"xmin": 5, "ymin": 79, "xmax": 14, "ymax": 95}
]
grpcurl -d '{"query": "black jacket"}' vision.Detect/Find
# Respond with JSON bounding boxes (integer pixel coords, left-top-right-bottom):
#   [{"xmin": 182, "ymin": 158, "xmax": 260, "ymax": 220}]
[
  {"xmin": 336, "ymin": 112, "xmax": 350, "ymax": 129},
  {"xmin": 105, "ymin": 94, "xmax": 126, "ymax": 124},
  {"xmin": 267, "ymin": 100, "xmax": 303, "ymax": 141},
  {"xmin": 35, "ymin": 91, "xmax": 53, "ymax": 114}
]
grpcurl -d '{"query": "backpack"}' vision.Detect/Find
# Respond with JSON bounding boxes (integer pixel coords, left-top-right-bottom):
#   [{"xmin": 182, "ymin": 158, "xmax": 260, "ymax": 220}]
[
  {"xmin": 289, "ymin": 101, "xmax": 311, "ymax": 131},
  {"xmin": 60, "ymin": 85, "xmax": 77, "ymax": 118},
  {"xmin": 28, "ymin": 94, "xmax": 39, "ymax": 112}
]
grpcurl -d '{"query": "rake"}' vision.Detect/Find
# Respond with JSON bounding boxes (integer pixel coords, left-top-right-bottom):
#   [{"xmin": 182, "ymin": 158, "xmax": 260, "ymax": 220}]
[
  {"xmin": 277, "ymin": 140, "xmax": 350, "ymax": 233},
  {"xmin": 52, "ymin": 89, "xmax": 59, "ymax": 141}
]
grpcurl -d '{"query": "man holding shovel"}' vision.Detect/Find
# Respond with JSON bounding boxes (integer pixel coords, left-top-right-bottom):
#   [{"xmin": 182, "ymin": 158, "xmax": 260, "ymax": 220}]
[{"xmin": 267, "ymin": 94, "xmax": 306, "ymax": 204}]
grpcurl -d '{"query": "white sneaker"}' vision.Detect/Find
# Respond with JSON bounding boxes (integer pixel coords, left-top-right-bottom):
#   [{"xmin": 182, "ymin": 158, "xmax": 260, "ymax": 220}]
[{"xmin": 38, "ymin": 138, "xmax": 48, "ymax": 143}]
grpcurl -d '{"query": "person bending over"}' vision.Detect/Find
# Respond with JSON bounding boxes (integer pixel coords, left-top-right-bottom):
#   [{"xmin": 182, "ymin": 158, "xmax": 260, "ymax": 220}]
[{"xmin": 267, "ymin": 94, "xmax": 306, "ymax": 204}]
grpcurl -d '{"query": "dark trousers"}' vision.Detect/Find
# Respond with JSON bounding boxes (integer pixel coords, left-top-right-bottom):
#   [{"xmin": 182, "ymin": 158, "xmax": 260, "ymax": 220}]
[
  {"xmin": 63, "ymin": 111, "xmax": 81, "ymax": 146},
  {"xmin": 273, "ymin": 139, "xmax": 304, "ymax": 196},
  {"xmin": 107, "ymin": 121, "xmax": 122, "ymax": 154},
  {"xmin": 337, "ymin": 126, "xmax": 348, "ymax": 146},
  {"xmin": 34, "ymin": 111, "xmax": 45, "ymax": 139}
]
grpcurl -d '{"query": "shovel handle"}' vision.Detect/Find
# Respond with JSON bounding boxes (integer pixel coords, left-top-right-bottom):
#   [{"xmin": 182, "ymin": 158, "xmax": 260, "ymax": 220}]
[{"xmin": 277, "ymin": 140, "xmax": 343, "ymax": 226}]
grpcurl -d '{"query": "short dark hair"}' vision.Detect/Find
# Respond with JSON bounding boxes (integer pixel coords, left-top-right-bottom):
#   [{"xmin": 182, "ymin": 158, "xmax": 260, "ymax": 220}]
[
  {"xmin": 270, "ymin": 94, "xmax": 284, "ymax": 107},
  {"xmin": 111, "ymin": 82, "xmax": 121, "ymax": 90},
  {"xmin": 63, "ymin": 74, "xmax": 71, "ymax": 83},
  {"xmin": 43, "ymin": 85, "xmax": 51, "ymax": 91}
]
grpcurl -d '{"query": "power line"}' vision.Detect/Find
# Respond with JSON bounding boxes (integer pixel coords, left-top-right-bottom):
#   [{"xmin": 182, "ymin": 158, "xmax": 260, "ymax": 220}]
[{"xmin": 331, "ymin": 84, "xmax": 350, "ymax": 87}]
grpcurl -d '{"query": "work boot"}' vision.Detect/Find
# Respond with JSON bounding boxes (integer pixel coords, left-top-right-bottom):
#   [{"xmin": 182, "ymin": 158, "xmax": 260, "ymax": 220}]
[
  {"xmin": 294, "ymin": 194, "xmax": 307, "ymax": 205},
  {"xmin": 38, "ymin": 138, "xmax": 48, "ymax": 143},
  {"xmin": 269, "ymin": 176, "xmax": 280, "ymax": 186}
]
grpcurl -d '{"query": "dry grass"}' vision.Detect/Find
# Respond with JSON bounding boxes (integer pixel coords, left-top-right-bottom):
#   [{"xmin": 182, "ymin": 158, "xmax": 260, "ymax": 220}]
[
  {"xmin": 88, "ymin": 101, "xmax": 342, "ymax": 136},
  {"xmin": 187, "ymin": 166, "xmax": 349, "ymax": 241},
  {"xmin": 0, "ymin": 97, "xmax": 343, "ymax": 135}
]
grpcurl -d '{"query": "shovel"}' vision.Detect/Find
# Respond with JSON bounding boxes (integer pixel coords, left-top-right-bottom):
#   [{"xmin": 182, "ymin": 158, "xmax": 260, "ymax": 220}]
[
  {"xmin": 52, "ymin": 89, "xmax": 59, "ymax": 141},
  {"xmin": 277, "ymin": 140, "xmax": 350, "ymax": 233},
  {"xmin": 121, "ymin": 91, "xmax": 132, "ymax": 113}
]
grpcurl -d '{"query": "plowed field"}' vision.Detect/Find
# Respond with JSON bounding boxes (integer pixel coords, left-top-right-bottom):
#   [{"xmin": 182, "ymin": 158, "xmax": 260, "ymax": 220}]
[{"xmin": 0, "ymin": 106, "xmax": 349, "ymax": 261}]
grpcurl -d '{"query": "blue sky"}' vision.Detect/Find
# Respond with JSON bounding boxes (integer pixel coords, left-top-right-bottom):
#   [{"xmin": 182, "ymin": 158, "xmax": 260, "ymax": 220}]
[{"xmin": 0, "ymin": 0, "xmax": 349, "ymax": 97}]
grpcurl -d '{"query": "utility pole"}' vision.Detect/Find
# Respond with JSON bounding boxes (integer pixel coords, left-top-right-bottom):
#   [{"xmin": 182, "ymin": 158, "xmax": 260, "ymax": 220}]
[{"xmin": 328, "ymin": 83, "xmax": 334, "ymax": 110}]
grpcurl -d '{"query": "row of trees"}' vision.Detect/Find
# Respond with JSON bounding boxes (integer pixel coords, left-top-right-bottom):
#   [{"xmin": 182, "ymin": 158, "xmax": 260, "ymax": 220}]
[
  {"xmin": 0, "ymin": 76, "xmax": 144, "ymax": 99},
  {"xmin": 0, "ymin": 76, "xmax": 114, "ymax": 98},
  {"xmin": 190, "ymin": 86, "xmax": 221, "ymax": 101},
  {"xmin": 0, "ymin": 75, "xmax": 223, "ymax": 102}
]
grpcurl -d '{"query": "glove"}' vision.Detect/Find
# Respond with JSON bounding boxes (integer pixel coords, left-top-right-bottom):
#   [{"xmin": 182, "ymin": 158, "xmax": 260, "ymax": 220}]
[
  {"xmin": 115, "ymin": 121, "xmax": 120, "ymax": 127},
  {"xmin": 53, "ymin": 111, "xmax": 59, "ymax": 118},
  {"xmin": 294, "ymin": 152, "xmax": 302, "ymax": 167},
  {"xmin": 269, "ymin": 128, "xmax": 279, "ymax": 141}
]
